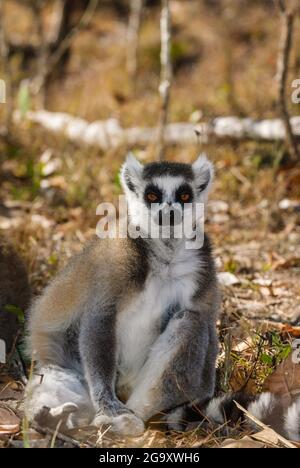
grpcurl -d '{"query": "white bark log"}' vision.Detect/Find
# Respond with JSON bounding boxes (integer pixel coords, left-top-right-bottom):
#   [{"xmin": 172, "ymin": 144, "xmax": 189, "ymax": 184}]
[{"xmin": 15, "ymin": 110, "xmax": 300, "ymax": 150}]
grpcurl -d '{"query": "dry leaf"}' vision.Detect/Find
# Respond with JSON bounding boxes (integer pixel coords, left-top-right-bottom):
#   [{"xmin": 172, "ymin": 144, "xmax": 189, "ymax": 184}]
[
  {"xmin": 0, "ymin": 424, "xmax": 20, "ymax": 436},
  {"xmin": 234, "ymin": 401, "xmax": 297, "ymax": 448},
  {"xmin": 15, "ymin": 429, "xmax": 45, "ymax": 441},
  {"xmin": 222, "ymin": 436, "xmax": 264, "ymax": 449},
  {"xmin": 264, "ymin": 355, "xmax": 300, "ymax": 404},
  {"xmin": 0, "ymin": 383, "xmax": 24, "ymax": 401},
  {"xmin": 281, "ymin": 325, "xmax": 300, "ymax": 338},
  {"xmin": 249, "ymin": 320, "xmax": 300, "ymax": 338},
  {"xmin": 218, "ymin": 272, "xmax": 240, "ymax": 287},
  {"xmin": 0, "ymin": 407, "xmax": 20, "ymax": 436},
  {"xmin": 273, "ymin": 257, "xmax": 300, "ymax": 271},
  {"xmin": 253, "ymin": 278, "xmax": 273, "ymax": 287},
  {"xmin": 251, "ymin": 428, "xmax": 279, "ymax": 447}
]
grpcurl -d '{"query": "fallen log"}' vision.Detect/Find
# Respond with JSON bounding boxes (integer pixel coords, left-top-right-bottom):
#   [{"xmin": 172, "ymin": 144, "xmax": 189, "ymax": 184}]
[{"xmin": 16, "ymin": 110, "xmax": 300, "ymax": 150}]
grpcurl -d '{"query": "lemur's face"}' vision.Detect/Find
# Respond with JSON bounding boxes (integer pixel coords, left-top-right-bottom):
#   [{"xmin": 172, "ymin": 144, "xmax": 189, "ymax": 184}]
[{"xmin": 121, "ymin": 154, "xmax": 213, "ymax": 234}]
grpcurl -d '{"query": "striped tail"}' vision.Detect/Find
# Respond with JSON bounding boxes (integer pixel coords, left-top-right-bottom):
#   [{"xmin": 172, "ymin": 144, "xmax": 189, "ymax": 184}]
[{"xmin": 166, "ymin": 392, "xmax": 300, "ymax": 442}]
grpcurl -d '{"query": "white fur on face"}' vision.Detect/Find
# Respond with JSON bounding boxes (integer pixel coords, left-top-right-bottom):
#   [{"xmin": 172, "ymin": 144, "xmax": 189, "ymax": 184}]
[
  {"xmin": 120, "ymin": 153, "xmax": 214, "ymax": 236},
  {"xmin": 192, "ymin": 154, "xmax": 214, "ymax": 205},
  {"xmin": 120, "ymin": 154, "xmax": 148, "ymax": 231},
  {"xmin": 152, "ymin": 175, "xmax": 186, "ymax": 201},
  {"xmin": 120, "ymin": 153, "xmax": 144, "ymax": 196},
  {"xmin": 140, "ymin": 175, "xmax": 188, "ymax": 235}
]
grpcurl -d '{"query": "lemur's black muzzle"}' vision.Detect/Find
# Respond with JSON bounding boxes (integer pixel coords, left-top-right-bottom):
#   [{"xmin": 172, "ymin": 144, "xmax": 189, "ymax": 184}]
[{"xmin": 157, "ymin": 206, "xmax": 182, "ymax": 227}]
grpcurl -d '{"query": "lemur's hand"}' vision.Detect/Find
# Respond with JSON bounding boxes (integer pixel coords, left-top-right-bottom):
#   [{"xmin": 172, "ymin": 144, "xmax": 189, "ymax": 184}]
[{"xmin": 34, "ymin": 403, "xmax": 79, "ymax": 432}]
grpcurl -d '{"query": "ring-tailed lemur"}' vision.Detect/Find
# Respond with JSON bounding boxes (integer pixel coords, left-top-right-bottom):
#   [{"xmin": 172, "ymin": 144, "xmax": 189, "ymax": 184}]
[
  {"xmin": 25, "ymin": 154, "xmax": 300, "ymax": 441},
  {"xmin": 25, "ymin": 154, "xmax": 219, "ymax": 436}
]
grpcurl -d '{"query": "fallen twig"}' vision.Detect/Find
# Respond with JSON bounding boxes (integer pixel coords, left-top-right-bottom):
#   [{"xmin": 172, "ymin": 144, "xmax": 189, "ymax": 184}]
[
  {"xmin": 48, "ymin": 0, "xmax": 99, "ymax": 73},
  {"xmin": 30, "ymin": 421, "xmax": 93, "ymax": 448}
]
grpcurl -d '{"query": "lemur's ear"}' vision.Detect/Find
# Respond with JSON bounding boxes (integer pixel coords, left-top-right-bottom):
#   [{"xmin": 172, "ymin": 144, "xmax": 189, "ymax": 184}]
[
  {"xmin": 121, "ymin": 153, "xmax": 143, "ymax": 193},
  {"xmin": 192, "ymin": 153, "xmax": 214, "ymax": 195}
]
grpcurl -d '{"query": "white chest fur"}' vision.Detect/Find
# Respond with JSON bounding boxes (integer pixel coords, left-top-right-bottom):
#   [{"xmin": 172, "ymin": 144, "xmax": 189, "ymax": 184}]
[{"xmin": 116, "ymin": 242, "xmax": 201, "ymax": 398}]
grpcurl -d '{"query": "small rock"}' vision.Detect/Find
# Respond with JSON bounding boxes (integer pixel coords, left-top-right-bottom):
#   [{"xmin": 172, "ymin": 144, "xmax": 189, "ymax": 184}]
[
  {"xmin": 279, "ymin": 198, "xmax": 300, "ymax": 211},
  {"xmin": 210, "ymin": 200, "xmax": 229, "ymax": 213},
  {"xmin": 218, "ymin": 272, "xmax": 240, "ymax": 287},
  {"xmin": 211, "ymin": 213, "xmax": 230, "ymax": 224},
  {"xmin": 189, "ymin": 110, "xmax": 203, "ymax": 123},
  {"xmin": 253, "ymin": 278, "xmax": 273, "ymax": 287}
]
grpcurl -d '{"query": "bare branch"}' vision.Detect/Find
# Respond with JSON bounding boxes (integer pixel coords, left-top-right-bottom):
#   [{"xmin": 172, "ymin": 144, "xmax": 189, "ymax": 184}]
[
  {"xmin": 157, "ymin": 0, "xmax": 172, "ymax": 161},
  {"xmin": 25, "ymin": 0, "xmax": 99, "ymax": 109},
  {"xmin": 48, "ymin": 0, "xmax": 99, "ymax": 72},
  {"xmin": 29, "ymin": 421, "xmax": 93, "ymax": 448},
  {"xmin": 127, "ymin": 0, "xmax": 144, "ymax": 84},
  {"xmin": 30, "ymin": 0, "xmax": 48, "ymax": 109},
  {"xmin": 276, "ymin": 0, "xmax": 299, "ymax": 161},
  {"xmin": 7, "ymin": 0, "xmax": 72, "ymax": 60},
  {"xmin": 277, "ymin": 0, "xmax": 286, "ymax": 12},
  {"xmin": 50, "ymin": 0, "xmax": 72, "ymax": 45}
]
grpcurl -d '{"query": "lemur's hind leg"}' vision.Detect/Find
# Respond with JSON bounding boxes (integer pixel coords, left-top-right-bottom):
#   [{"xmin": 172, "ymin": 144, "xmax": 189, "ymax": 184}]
[
  {"xmin": 126, "ymin": 309, "xmax": 218, "ymax": 422},
  {"xmin": 79, "ymin": 306, "xmax": 145, "ymax": 436},
  {"xmin": 25, "ymin": 365, "xmax": 95, "ymax": 432}
]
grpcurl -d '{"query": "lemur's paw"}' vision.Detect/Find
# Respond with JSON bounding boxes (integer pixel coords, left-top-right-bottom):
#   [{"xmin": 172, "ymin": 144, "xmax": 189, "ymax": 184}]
[
  {"xmin": 92, "ymin": 414, "xmax": 113, "ymax": 428},
  {"xmin": 165, "ymin": 407, "xmax": 186, "ymax": 432},
  {"xmin": 93, "ymin": 413, "xmax": 145, "ymax": 437},
  {"xmin": 49, "ymin": 403, "xmax": 79, "ymax": 419},
  {"xmin": 34, "ymin": 402, "xmax": 79, "ymax": 430},
  {"xmin": 112, "ymin": 413, "xmax": 145, "ymax": 436}
]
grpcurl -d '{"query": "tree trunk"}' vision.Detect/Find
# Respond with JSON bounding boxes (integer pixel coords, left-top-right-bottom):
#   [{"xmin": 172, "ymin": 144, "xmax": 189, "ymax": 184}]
[{"xmin": 0, "ymin": 237, "xmax": 31, "ymax": 359}]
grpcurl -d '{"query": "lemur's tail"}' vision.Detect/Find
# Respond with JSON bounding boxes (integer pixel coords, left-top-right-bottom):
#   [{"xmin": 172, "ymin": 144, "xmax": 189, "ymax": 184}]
[{"xmin": 166, "ymin": 392, "xmax": 300, "ymax": 442}]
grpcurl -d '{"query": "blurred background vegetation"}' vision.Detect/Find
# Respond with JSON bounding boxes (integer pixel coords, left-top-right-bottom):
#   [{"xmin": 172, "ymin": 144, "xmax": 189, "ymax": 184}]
[
  {"xmin": 0, "ymin": 1, "xmax": 300, "ymax": 448},
  {"xmin": 0, "ymin": 0, "xmax": 299, "ymax": 298}
]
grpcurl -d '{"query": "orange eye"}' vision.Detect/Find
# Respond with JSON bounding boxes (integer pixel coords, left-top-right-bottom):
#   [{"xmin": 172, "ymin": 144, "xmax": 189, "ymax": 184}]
[
  {"xmin": 180, "ymin": 193, "xmax": 191, "ymax": 203},
  {"xmin": 146, "ymin": 192, "xmax": 159, "ymax": 203}
]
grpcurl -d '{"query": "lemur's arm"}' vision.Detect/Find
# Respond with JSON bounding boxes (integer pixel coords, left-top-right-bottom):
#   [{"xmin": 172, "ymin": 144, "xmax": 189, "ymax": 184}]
[
  {"xmin": 126, "ymin": 307, "xmax": 218, "ymax": 421},
  {"xmin": 79, "ymin": 304, "xmax": 127, "ymax": 417}
]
